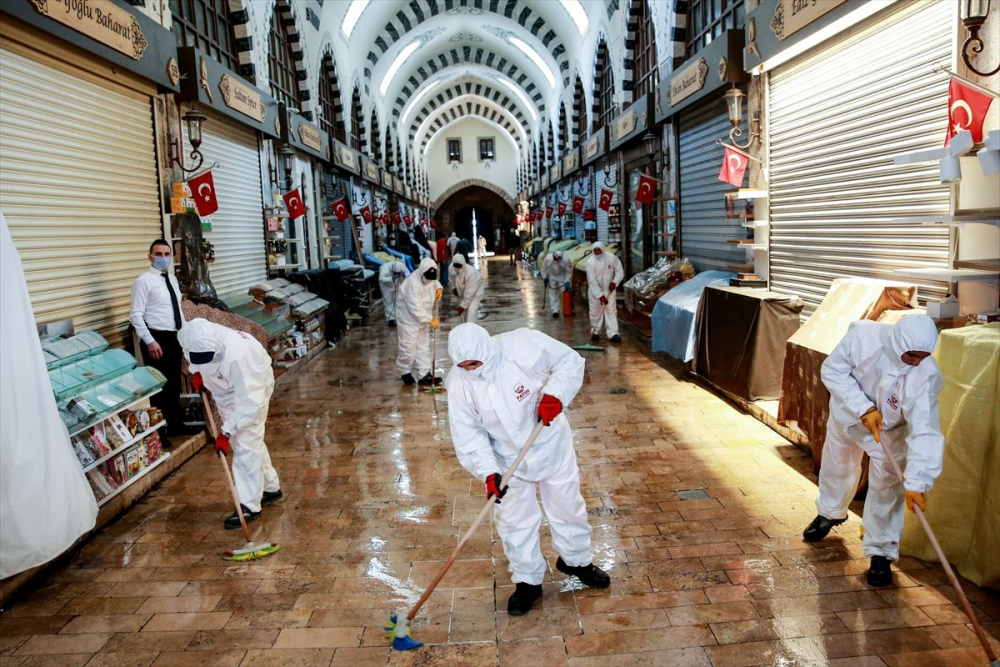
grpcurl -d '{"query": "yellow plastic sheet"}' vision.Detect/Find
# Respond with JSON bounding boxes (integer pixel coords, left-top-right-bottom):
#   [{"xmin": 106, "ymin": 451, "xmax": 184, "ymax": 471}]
[{"xmin": 900, "ymin": 323, "xmax": 1000, "ymax": 588}]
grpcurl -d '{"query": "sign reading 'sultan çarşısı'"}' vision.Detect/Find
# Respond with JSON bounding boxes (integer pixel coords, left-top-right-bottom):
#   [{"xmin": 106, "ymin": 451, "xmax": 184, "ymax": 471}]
[
  {"xmin": 771, "ymin": 0, "xmax": 846, "ymax": 40},
  {"xmin": 29, "ymin": 0, "xmax": 148, "ymax": 60},
  {"xmin": 297, "ymin": 120, "xmax": 323, "ymax": 153},
  {"xmin": 219, "ymin": 74, "xmax": 266, "ymax": 122},
  {"xmin": 669, "ymin": 58, "xmax": 709, "ymax": 106}
]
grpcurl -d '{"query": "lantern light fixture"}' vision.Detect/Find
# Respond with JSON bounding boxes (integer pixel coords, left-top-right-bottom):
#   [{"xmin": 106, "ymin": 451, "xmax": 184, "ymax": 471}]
[
  {"xmin": 171, "ymin": 107, "xmax": 207, "ymax": 175},
  {"xmin": 960, "ymin": 0, "xmax": 999, "ymax": 77},
  {"xmin": 722, "ymin": 86, "xmax": 761, "ymax": 150}
]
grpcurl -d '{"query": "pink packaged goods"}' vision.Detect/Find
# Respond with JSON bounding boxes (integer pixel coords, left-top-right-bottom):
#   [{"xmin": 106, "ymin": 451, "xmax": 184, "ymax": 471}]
[
  {"xmin": 71, "ymin": 434, "xmax": 95, "ymax": 466},
  {"xmin": 108, "ymin": 455, "xmax": 127, "ymax": 486},
  {"xmin": 106, "ymin": 414, "xmax": 131, "ymax": 448},
  {"xmin": 88, "ymin": 424, "xmax": 111, "ymax": 457},
  {"xmin": 125, "ymin": 448, "xmax": 141, "ymax": 479},
  {"xmin": 145, "ymin": 431, "xmax": 162, "ymax": 463}
]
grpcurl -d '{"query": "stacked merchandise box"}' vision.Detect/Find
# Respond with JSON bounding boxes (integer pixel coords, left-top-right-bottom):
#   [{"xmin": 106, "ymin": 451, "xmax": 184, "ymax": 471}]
[{"xmin": 249, "ymin": 279, "xmax": 329, "ymax": 367}]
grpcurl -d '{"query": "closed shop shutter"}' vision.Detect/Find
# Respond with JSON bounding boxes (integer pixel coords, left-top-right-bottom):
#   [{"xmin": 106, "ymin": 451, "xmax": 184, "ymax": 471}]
[
  {"xmin": 0, "ymin": 47, "xmax": 161, "ymax": 345},
  {"xmin": 679, "ymin": 102, "xmax": 747, "ymax": 272},
  {"xmin": 595, "ymin": 164, "xmax": 618, "ymax": 242},
  {"xmin": 185, "ymin": 110, "xmax": 266, "ymax": 295},
  {"xmin": 768, "ymin": 0, "xmax": 952, "ymax": 314}
]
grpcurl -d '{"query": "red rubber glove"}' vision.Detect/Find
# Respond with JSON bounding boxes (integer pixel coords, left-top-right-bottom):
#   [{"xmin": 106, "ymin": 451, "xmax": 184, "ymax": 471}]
[
  {"xmin": 457, "ymin": 306, "xmax": 465, "ymax": 315},
  {"xmin": 537, "ymin": 394, "xmax": 563, "ymax": 426},
  {"xmin": 609, "ymin": 282, "xmax": 617, "ymax": 292},
  {"xmin": 599, "ymin": 295, "xmax": 608, "ymax": 305},
  {"xmin": 453, "ymin": 288, "xmax": 459, "ymax": 297},
  {"xmin": 215, "ymin": 432, "xmax": 230, "ymax": 456},
  {"xmin": 191, "ymin": 372, "xmax": 204, "ymax": 393},
  {"xmin": 485, "ymin": 473, "xmax": 507, "ymax": 504}
]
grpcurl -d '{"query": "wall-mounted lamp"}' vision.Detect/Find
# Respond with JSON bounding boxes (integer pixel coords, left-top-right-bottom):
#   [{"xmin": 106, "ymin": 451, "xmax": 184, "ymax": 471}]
[
  {"xmin": 940, "ymin": 129, "xmax": 974, "ymax": 183},
  {"xmin": 961, "ymin": 0, "xmax": 1000, "ymax": 77},
  {"xmin": 279, "ymin": 144, "xmax": 295, "ymax": 191},
  {"xmin": 561, "ymin": 183, "xmax": 570, "ymax": 199},
  {"xmin": 576, "ymin": 175, "xmax": 587, "ymax": 195},
  {"xmin": 170, "ymin": 108, "xmax": 207, "ymax": 175},
  {"xmin": 602, "ymin": 157, "xmax": 619, "ymax": 187},
  {"xmin": 723, "ymin": 86, "xmax": 761, "ymax": 150},
  {"xmin": 353, "ymin": 188, "xmax": 369, "ymax": 207}
]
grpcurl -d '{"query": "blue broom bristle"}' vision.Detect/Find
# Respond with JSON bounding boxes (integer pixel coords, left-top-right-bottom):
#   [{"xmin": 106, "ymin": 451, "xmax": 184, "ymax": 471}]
[{"xmin": 392, "ymin": 635, "xmax": 424, "ymax": 651}]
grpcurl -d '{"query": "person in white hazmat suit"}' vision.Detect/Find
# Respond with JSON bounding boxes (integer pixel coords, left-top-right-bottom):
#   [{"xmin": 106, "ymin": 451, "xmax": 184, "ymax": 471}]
[
  {"xmin": 450, "ymin": 254, "xmax": 484, "ymax": 323},
  {"xmin": 179, "ymin": 319, "xmax": 282, "ymax": 530},
  {"xmin": 803, "ymin": 315, "xmax": 944, "ymax": 587},
  {"xmin": 395, "ymin": 256, "xmax": 443, "ymax": 386},
  {"xmin": 585, "ymin": 242, "xmax": 624, "ymax": 343},
  {"xmin": 378, "ymin": 260, "xmax": 410, "ymax": 327},
  {"xmin": 445, "ymin": 323, "xmax": 610, "ymax": 616},
  {"xmin": 541, "ymin": 250, "xmax": 573, "ymax": 318}
]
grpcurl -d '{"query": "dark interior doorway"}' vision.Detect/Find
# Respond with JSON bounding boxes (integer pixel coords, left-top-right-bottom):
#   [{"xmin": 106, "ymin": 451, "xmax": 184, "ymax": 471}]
[{"xmin": 454, "ymin": 206, "xmax": 495, "ymax": 252}]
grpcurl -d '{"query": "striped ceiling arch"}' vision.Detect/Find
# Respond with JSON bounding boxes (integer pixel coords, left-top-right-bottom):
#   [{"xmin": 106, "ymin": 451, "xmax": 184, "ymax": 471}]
[
  {"xmin": 417, "ymin": 103, "xmax": 525, "ymax": 151},
  {"xmin": 406, "ymin": 82, "xmax": 531, "ymax": 143},
  {"xmin": 364, "ymin": 0, "xmax": 572, "ymax": 91}
]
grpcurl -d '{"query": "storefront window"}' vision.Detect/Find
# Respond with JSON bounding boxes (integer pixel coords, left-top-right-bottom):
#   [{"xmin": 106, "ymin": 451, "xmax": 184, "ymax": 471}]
[
  {"xmin": 170, "ymin": 0, "xmax": 240, "ymax": 71},
  {"xmin": 631, "ymin": 0, "xmax": 659, "ymax": 99},
  {"xmin": 627, "ymin": 168, "xmax": 646, "ymax": 276},
  {"xmin": 686, "ymin": 0, "xmax": 744, "ymax": 55},
  {"xmin": 268, "ymin": 3, "xmax": 301, "ymax": 108}
]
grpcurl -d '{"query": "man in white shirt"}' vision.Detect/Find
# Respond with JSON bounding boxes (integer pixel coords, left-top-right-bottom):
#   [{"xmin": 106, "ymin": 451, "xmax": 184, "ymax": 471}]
[{"xmin": 130, "ymin": 239, "xmax": 188, "ymax": 444}]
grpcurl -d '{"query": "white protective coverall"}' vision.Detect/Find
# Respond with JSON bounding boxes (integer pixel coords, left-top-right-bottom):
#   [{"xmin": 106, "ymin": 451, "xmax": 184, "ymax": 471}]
[
  {"xmin": 178, "ymin": 319, "xmax": 280, "ymax": 513},
  {"xmin": 447, "ymin": 232, "xmax": 459, "ymax": 256},
  {"xmin": 585, "ymin": 243, "xmax": 625, "ymax": 337},
  {"xmin": 378, "ymin": 260, "xmax": 410, "ymax": 322},
  {"xmin": 541, "ymin": 251, "xmax": 573, "ymax": 315},
  {"xmin": 816, "ymin": 316, "xmax": 944, "ymax": 560},
  {"xmin": 445, "ymin": 324, "xmax": 591, "ymax": 585},
  {"xmin": 395, "ymin": 257, "xmax": 442, "ymax": 377},
  {"xmin": 451, "ymin": 254, "xmax": 484, "ymax": 323}
]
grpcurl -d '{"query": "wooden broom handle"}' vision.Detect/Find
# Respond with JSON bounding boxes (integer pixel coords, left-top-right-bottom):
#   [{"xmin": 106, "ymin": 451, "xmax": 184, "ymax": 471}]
[
  {"xmin": 201, "ymin": 391, "xmax": 253, "ymax": 544},
  {"xmin": 406, "ymin": 421, "xmax": 546, "ymax": 622}
]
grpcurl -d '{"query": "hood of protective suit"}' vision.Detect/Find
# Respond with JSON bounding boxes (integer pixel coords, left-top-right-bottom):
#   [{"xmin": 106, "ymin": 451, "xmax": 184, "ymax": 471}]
[
  {"xmin": 417, "ymin": 257, "xmax": 438, "ymax": 284},
  {"xmin": 552, "ymin": 251, "xmax": 561, "ymax": 261},
  {"xmin": 452, "ymin": 254, "xmax": 467, "ymax": 269},
  {"xmin": 177, "ymin": 318, "xmax": 226, "ymax": 363},
  {"xmin": 880, "ymin": 315, "xmax": 938, "ymax": 373},
  {"xmin": 448, "ymin": 323, "xmax": 500, "ymax": 381}
]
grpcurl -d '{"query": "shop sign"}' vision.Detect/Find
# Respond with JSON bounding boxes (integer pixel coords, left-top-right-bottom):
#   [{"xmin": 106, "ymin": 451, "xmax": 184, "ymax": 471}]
[
  {"xmin": 615, "ymin": 110, "xmax": 637, "ymax": 141},
  {"xmin": 29, "ymin": 0, "xmax": 147, "ymax": 60},
  {"xmin": 297, "ymin": 119, "xmax": 323, "ymax": 153},
  {"xmin": 770, "ymin": 0, "xmax": 846, "ymax": 41},
  {"xmin": 332, "ymin": 140, "xmax": 359, "ymax": 174},
  {"xmin": 381, "ymin": 170, "xmax": 393, "ymax": 188},
  {"xmin": 562, "ymin": 152, "xmax": 577, "ymax": 173},
  {"xmin": 365, "ymin": 161, "xmax": 379, "ymax": 181},
  {"xmin": 585, "ymin": 137, "xmax": 600, "ymax": 158},
  {"xmin": 219, "ymin": 74, "xmax": 265, "ymax": 122},
  {"xmin": 669, "ymin": 58, "xmax": 709, "ymax": 106}
]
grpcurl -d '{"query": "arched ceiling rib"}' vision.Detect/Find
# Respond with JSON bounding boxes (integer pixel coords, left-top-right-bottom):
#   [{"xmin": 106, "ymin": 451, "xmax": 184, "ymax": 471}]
[
  {"xmin": 407, "ymin": 81, "xmax": 531, "ymax": 142},
  {"xmin": 415, "ymin": 96, "xmax": 525, "ymax": 151},
  {"xmin": 423, "ymin": 114, "xmax": 520, "ymax": 158}
]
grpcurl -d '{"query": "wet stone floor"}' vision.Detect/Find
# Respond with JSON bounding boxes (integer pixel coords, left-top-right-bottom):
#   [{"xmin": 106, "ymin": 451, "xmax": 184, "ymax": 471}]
[{"xmin": 2, "ymin": 259, "xmax": 999, "ymax": 667}]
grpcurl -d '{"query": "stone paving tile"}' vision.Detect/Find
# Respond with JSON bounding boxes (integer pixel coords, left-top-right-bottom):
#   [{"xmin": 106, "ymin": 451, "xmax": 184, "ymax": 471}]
[{"xmin": 3, "ymin": 259, "xmax": 998, "ymax": 666}]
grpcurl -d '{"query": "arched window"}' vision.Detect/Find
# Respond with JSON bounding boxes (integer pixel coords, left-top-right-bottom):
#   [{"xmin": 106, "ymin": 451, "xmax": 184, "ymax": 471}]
[
  {"xmin": 561, "ymin": 103, "xmax": 570, "ymax": 154},
  {"xmin": 318, "ymin": 54, "xmax": 345, "ymax": 143},
  {"xmin": 370, "ymin": 111, "xmax": 382, "ymax": 163},
  {"xmin": 268, "ymin": 4, "xmax": 300, "ymax": 107},
  {"xmin": 594, "ymin": 40, "xmax": 615, "ymax": 132},
  {"xmin": 686, "ymin": 0, "xmax": 744, "ymax": 55},
  {"xmin": 572, "ymin": 76, "xmax": 585, "ymax": 148},
  {"xmin": 350, "ymin": 87, "xmax": 363, "ymax": 151},
  {"xmin": 631, "ymin": 0, "xmax": 659, "ymax": 99},
  {"xmin": 170, "ymin": 0, "xmax": 240, "ymax": 71}
]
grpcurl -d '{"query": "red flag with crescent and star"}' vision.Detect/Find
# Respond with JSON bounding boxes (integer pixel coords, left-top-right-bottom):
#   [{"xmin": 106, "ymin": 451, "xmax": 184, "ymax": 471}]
[
  {"xmin": 598, "ymin": 188, "xmax": 613, "ymax": 211},
  {"xmin": 393, "ymin": 211, "xmax": 402, "ymax": 224},
  {"xmin": 404, "ymin": 215, "xmax": 412, "ymax": 225},
  {"xmin": 188, "ymin": 170, "xmax": 219, "ymax": 217},
  {"xmin": 572, "ymin": 196, "xmax": 585, "ymax": 214},
  {"xmin": 718, "ymin": 147, "xmax": 749, "ymax": 187},
  {"xmin": 946, "ymin": 79, "xmax": 994, "ymax": 146},
  {"xmin": 635, "ymin": 174, "xmax": 656, "ymax": 205},
  {"xmin": 545, "ymin": 206, "xmax": 553, "ymax": 219},
  {"xmin": 359, "ymin": 206, "xmax": 372, "ymax": 224},
  {"xmin": 535, "ymin": 210, "xmax": 543, "ymax": 222},
  {"xmin": 557, "ymin": 201, "xmax": 567, "ymax": 217},
  {"xmin": 283, "ymin": 187, "xmax": 306, "ymax": 219},
  {"xmin": 331, "ymin": 198, "xmax": 350, "ymax": 222}
]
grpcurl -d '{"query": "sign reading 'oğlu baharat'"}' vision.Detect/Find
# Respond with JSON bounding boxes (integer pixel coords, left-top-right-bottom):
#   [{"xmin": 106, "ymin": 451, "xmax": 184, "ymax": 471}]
[
  {"xmin": 219, "ymin": 74, "xmax": 265, "ymax": 122},
  {"xmin": 771, "ymin": 0, "xmax": 847, "ymax": 40},
  {"xmin": 29, "ymin": 0, "xmax": 148, "ymax": 60}
]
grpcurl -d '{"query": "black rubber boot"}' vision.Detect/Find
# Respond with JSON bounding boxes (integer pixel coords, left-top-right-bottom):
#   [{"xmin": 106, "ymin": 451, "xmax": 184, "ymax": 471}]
[
  {"xmin": 507, "ymin": 582, "xmax": 543, "ymax": 616},
  {"xmin": 261, "ymin": 490, "xmax": 283, "ymax": 506},
  {"xmin": 866, "ymin": 556, "xmax": 893, "ymax": 587},
  {"xmin": 224, "ymin": 504, "xmax": 261, "ymax": 530},
  {"xmin": 388, "ymin": 320, "xmax": 396, "ymax": 328},
  {"xmin": 591, "ymin": 333, "xmax": 600, "ymax": 342},
  {"xmin": 401, "ymin": 373, "xmax": 416, "ymax": 386},
  {"xmin": 802, "ymin": 515, "xmax": 847, "ymax": 543},
  {"xmin": 552, "ymin": 312, "xmax": 560, "ymax": 318},
  {"xmin": 609, "ymin": 335, "xmax": 622, "ymax": 343},
  {"xmin": 556, "ymin": 557, "xmax": 611, "ymax": 588},
  {"xmin": 417, "ymin": 373, "xmax": 441, "ymax": 386}
]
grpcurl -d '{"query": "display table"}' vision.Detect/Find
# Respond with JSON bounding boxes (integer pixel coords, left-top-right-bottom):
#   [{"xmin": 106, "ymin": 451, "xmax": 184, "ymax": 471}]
[
  {"xmin": 695, "ymin": 286, "xmax": 804, "ymax": 401},
  {"xmin": 901, "ymin": 323, "xmax": 999, "ymax": 588}
]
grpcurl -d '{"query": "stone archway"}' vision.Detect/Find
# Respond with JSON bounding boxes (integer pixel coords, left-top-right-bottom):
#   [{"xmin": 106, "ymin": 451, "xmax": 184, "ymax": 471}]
[
  {"xmin": 435, "ymin": 184, "xmax": 516, "ymax": 253},
  {"xmin": 433, "ymin": 179, "xmax": 514, "ymax": 211}
]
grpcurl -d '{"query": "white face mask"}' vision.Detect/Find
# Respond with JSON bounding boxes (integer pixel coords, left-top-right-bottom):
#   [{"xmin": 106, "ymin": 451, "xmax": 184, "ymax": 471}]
[{"xmin": 152, "ymin": 256, "xmax": 172, "ymax": 271}]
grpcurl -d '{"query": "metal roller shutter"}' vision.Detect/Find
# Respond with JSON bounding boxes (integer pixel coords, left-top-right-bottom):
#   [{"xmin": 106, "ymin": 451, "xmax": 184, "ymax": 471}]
[
  {"xmin": 679, "ymin": 102, "xmax": 747, "ymax": 272},
  {"xmin": 768, "ymin": 0, "xmax": 952, "ymax": 314},
  {"xmin": 0, "ymin": 47, "xmax": 161, "ymax": 345},
  {"xmin": 184, "ymin": 110, "xmax": 266, "ymax": 295},
  {"xmin": 595, "ymin": 164, "xmax": 617, "ymax": 242}
]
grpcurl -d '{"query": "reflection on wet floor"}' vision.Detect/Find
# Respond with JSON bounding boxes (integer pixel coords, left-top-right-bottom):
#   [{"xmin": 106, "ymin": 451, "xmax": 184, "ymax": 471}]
[{"xmin": 2, "ymin": 260, "xmax": 998, "ymax": 667}]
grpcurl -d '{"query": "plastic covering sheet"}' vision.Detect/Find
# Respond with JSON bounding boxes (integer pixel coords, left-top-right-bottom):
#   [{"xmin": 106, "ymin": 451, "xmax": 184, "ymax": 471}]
[
  {"xmin": 1, "ymin": 212, "xmax": 97, "ymax": 577},
  {"xmin": 900, "ymin": 324, "xmax": 999, "ymax": 588},
  {"xmin": 624, "ymin": 257, "xmax": 695, "ymax": 313},
  {"xmin": 651, "ymin": 271, "xmax": 735, "ymax": 362}
]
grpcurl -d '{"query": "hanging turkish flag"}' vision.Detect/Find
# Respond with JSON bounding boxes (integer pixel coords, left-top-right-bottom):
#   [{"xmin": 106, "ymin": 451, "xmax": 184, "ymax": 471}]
[
  {"xmin": 634, "ymin": 174, "xmax": 656, "ymax": 205},
  {"xmin": 404, "ymin": 215, "xmax": 412, "ymax": 224},
  {"xmin": 598, "ymin": 188, "xmax": 613, "ymax": 211},
  {"xmin": 557, "ymin": 201, "xmax": 567, "ymax": 217},
  {"xmin": 545, "ymin": 206, "xmax": 553, "ymax": 219},
  {"xmin": 331, "ymin": 198, "xmax": 350, "ymax": 222},
  {"xmin": 572, "ymin": 196, "xmax": 585, "ymax": 214},
  {"xmin": 535, "ymin": 210, "xmax": 543, "ymax": 222},
  {"xmin": 718, "ymin": 146, "xmax": 749, "ymax": 187},
  {"xmin": 359, "ymin": 206, "xmax": 372, "ymax": 224},
  {"xmin": 283, "ymin": 187, "xmax": 306, "ymax": 219},
  {"xmin": 392, "ymin": 211, "xmax": 402, "ymax": 224},
  {"xmin": 946, "ymin": 79, "xmax": 994, "ymax": 145},
  {"xmin": 188, "ymin": 170, "xmax": 219, "ymax": 217},
  {"xmin": 430, "ymin": 219, "xmax": 438, "ymax": 229}
]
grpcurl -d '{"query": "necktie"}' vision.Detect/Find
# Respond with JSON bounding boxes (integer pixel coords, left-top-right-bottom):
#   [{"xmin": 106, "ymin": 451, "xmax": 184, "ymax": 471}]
[{"xmin": 162, "ymin": 272, "xmax": 182, "ymax": 330}]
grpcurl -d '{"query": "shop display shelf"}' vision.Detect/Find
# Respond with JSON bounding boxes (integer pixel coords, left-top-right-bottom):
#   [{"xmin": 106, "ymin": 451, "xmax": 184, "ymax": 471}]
[
  {"xmin": 67, "ymin": 389, "xmax": 161, "ymax": 438},
  {"xmin": 49, "ymin": 350, "xmax": 137, "ymax": 401},
  {"xmin": 96, "ymin": 453, "xmax": 171, "ymax": 508},
  {"xmin": 42, "ymin": 332, "xmax": 109, "ymax": 369},
  {"xmin": 83, "ymin": 421, "xmax": 166, "ymax": 473}
]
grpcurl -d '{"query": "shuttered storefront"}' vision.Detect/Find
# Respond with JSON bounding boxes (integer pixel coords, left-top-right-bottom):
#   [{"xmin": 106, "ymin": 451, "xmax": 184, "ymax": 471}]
[
  {"xmin": 768, "ymin": 0, "xmax": 952, "ymax": 314},
  {"xmin": 183, "ymin": 109, "xmax": 266, "ymax": 296},
  {"xmin": 0, "ymin": 46, "xmax": 161, "ymax": 345},
  {"xmin": 679, "ymin": 103, "xmax": 746, "ymax": 271},
  {"xmin": 595, "ymin": 164, "xmax": 617, "ymax": 242}
]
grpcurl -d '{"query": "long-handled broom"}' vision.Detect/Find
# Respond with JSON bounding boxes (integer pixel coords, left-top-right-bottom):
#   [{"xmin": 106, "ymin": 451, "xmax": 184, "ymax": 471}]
[
  {"xmin": 385, "ymin": 421, "xmax": 546, "ymax": 650},
  {"xmin": 421, "ymin": 294, "xmax": 445, "ymax": 394},
  {"xmin": 201, "ymin": 391, "xmax": 281, "ymax": 562},
  {"xmin": 872, "ymin": 429, "xmax": 998, "ymax": 667}
]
